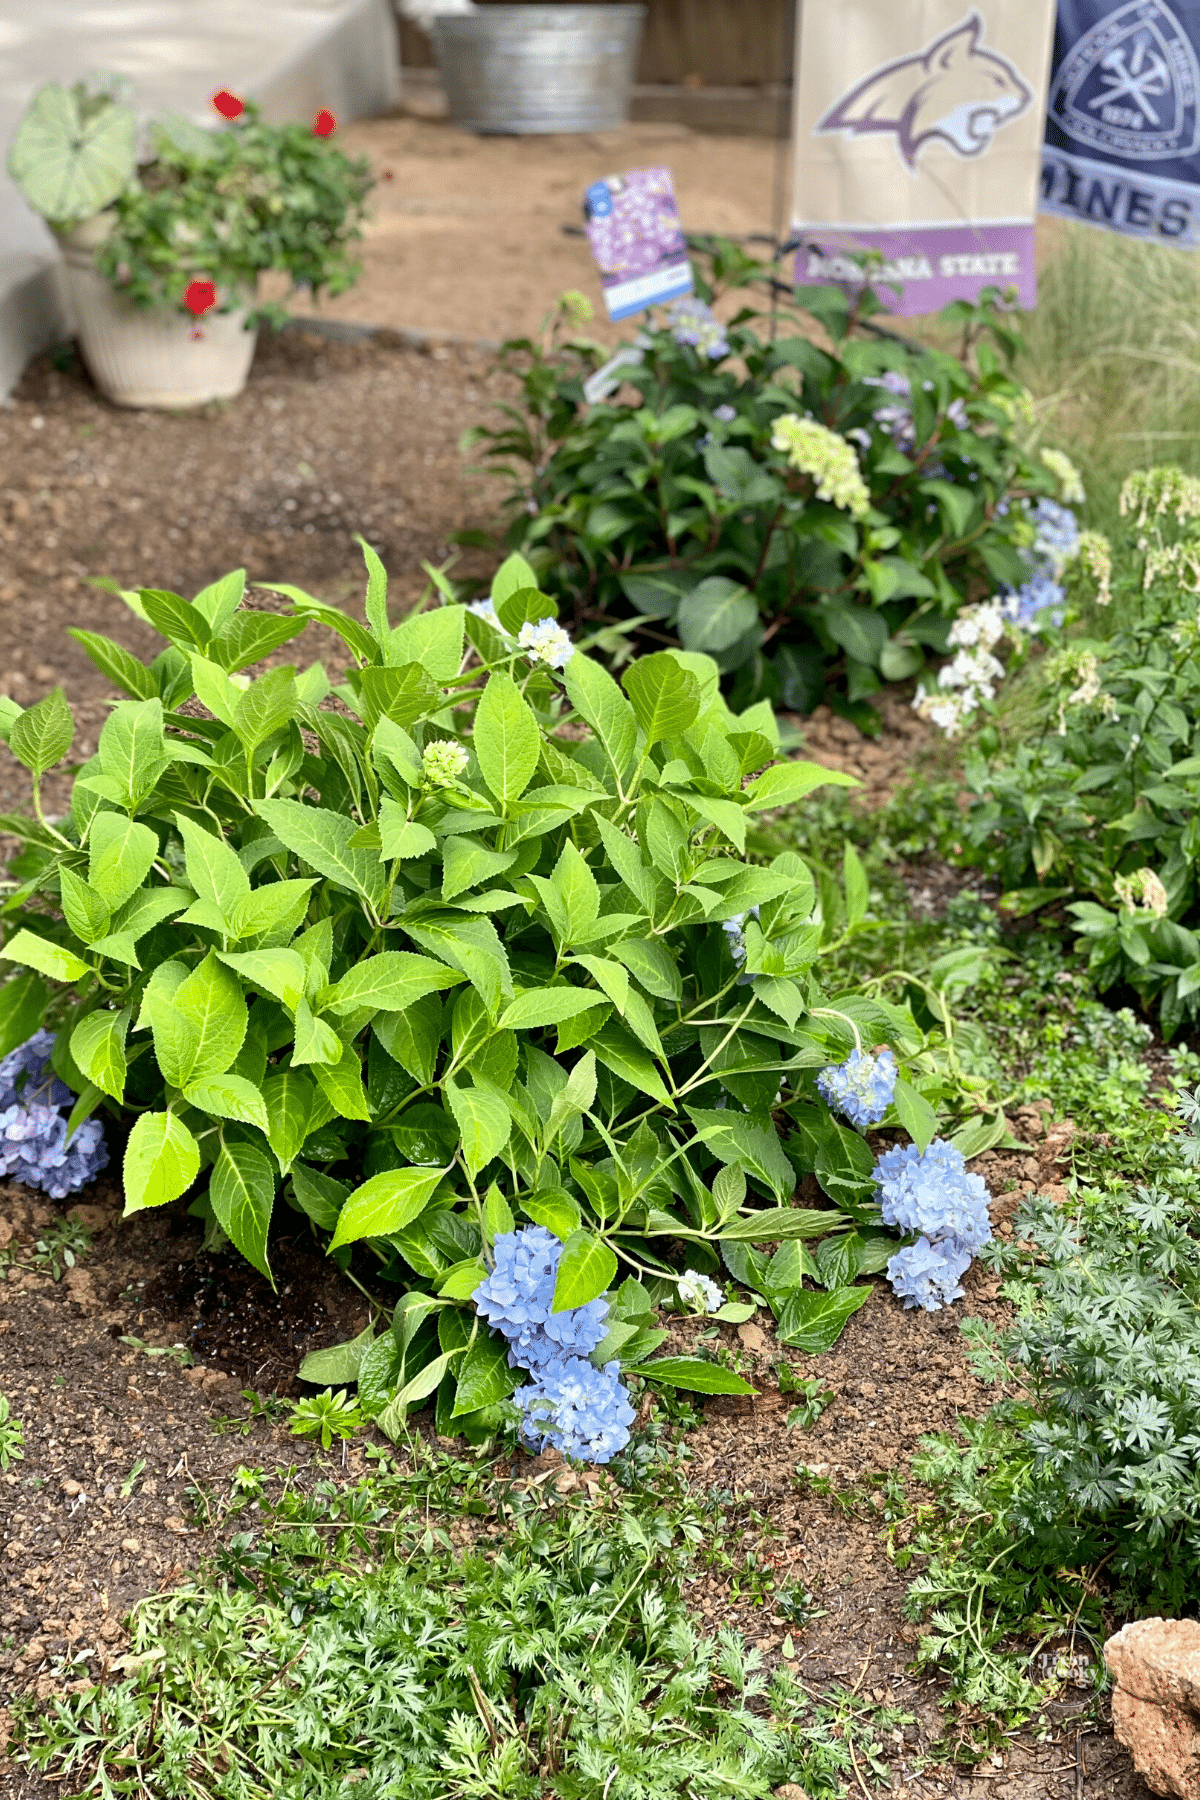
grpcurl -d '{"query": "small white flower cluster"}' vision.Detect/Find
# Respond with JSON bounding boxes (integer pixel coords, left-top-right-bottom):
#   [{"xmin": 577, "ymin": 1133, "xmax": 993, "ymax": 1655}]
[
  {"xmin": 911, "ymin": 601, "xmax": 1006, "ymax": 738},
  {"xmin": 1120, "ymin": 466, "xmax": 1200, "ymax": 533},
  {"xmin": 518, "ymin": 617, "xmax": 574, "ymax": 669},
  {"xmin": 1075, "ymin": 529, "xmax": 1113, "ymax": 606},
  {"xmin": 770, "ymin": 414, "xmax": 870, "ymax": 519},
  {"xmin": 677, "ymin": 1269, "xmax": 725, "ymax": 1313},
  {"xmin": 1041, "ymin": 448, "xmax": 1086, "ymax": 505},
  {"xmin": 468, "ymin": 600, "xmax": 574, "ymax": 670},
  {"xmin": 1114, "ymin": 867, "xmax": 1170, "ymax": 919}
]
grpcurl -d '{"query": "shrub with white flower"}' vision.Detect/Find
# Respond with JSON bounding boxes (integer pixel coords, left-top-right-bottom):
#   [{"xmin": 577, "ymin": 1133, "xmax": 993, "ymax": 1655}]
[
  {"xmin": 0, "ymin": 1029, "xmax": 108, "ymax": 1199},
  {"xmin": 420, "ymin": 738, "xmax": 469, "ymax": 790},
  {"xmin": 875, "ymin": 1139, "xmax": 992, "ymax": 1313},
  {"xmin": 817, "ymin": 1047, "xmax": 897, "ymax": 1131},
  {"xmin": 770, "ymin": 414, "xmax": 870, "ymax": 519},
  {"xmin": 518, "ymin": 617, "xmax": 573, "ymax": 670},
  {"xmin": 473, "ymin": 1226, "xmax": 633, "ymax": 1463}
]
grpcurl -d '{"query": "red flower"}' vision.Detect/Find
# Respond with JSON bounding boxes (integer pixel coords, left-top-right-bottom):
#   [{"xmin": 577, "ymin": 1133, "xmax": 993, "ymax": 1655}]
[
  {"xmin": 184, "ymin": 280, "xmax": 217, "ymax": 318},
  {"xmin": 313, "ymin": 109, "xmax": 337, "ymax": 137},
  {"xmin": 212, "ymin": 89, "xmax": 245, "ymax": 119}
]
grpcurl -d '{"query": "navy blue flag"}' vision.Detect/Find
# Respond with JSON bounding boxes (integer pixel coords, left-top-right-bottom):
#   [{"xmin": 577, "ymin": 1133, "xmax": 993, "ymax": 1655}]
[{"xmin": 1043, "ymin": 2, "xmax": 1200, "ymax": 242}]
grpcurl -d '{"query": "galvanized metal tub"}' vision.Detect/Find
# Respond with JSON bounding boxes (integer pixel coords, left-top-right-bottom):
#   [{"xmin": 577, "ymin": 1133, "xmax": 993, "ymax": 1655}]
[{"xmin": 432, "ymin": 5, "xmax": 645, "ymax": 134}]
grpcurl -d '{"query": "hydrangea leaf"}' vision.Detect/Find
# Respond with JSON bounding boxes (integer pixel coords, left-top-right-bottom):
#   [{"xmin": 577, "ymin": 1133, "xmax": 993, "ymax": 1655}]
[
  {"xmin": 123, "ymin": 1110, "xmax": 200, "ymax": 1214},
  {"xmin": 774, "ymin": 1285, "xmax": 872, "ymax": 1353},
  {"xmin": 639, "ymin": 1357, "xmax": 757, "ymax": 1395},
  {"xmin": 330, "ymin": 1166, "xmax": 445, "ymax": 1249},
  {"xmin": 551, "ymin": 1229, "xmax": 617, "ymax": 1313}
]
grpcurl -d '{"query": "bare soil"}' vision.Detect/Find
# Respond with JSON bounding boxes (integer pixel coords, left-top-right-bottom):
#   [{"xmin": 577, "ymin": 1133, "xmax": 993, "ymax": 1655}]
[
  {"xmin": 281, "ymin": 114, "xmax": 780, "ymax": 347},
  {"xmin": 0, "ymin": 1095, "xmax": 1151, "ymax": 1800}
]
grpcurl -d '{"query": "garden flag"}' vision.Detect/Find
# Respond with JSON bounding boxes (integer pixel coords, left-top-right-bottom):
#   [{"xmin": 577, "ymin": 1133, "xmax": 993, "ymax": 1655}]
[
  {"xmin": 1042, "ymin": 2, "xmax": 1200, "ymax": 245},
  {"xmin": 791, "ymin": 1, "xmax": 1057, "ymax": 314},
  {"xmin": 584, "ymin": 167, "xmax": 693, "ymax": 320}
]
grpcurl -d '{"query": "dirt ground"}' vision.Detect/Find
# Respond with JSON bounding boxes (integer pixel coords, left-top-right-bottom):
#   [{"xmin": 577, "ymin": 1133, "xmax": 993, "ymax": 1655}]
[
  {"xmin": 284, "ymin": 114, "xmax": 781, "ymax": 346},
  {"xmin": 0, "ymin": 1103, "xmax": 1149, "ymax": 1799}
]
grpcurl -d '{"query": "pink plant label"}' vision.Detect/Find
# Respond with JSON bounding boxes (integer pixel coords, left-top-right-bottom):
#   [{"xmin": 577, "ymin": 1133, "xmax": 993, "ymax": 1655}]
[{"xmin": 584, "ymin": 167, "xmax": 693, "ymax": 321}]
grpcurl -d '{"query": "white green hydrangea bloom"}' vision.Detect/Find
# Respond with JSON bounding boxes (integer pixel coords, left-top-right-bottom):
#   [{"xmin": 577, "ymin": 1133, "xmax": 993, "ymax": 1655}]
[
  {"xmin": 770, "ymin": 414, "xmax": 870, "ymax": 519},
  {"xmin": 1041, "ymin": 448, "xmax": 1086, "ymax": 505},
  {"xmin": 421, "ymin": 738, "xmax": 469, "ymax": 789},
  {"xmin": 677, "ymin": 1269, "xmax": 725, "ymax": 1313},
  {"xmin": 518, "ymin": 617, "xmax": 573, "ymax": 669}
]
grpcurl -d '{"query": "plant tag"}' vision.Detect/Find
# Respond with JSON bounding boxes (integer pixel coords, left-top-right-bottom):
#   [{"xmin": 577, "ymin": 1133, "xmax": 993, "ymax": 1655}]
[
  {"xmin": 583, "ymin": 340, "xmax": 649, "ymax": 405},
  {"xmin": 584, "ymin": 167, "xmax": 693, "ymax": 320}
]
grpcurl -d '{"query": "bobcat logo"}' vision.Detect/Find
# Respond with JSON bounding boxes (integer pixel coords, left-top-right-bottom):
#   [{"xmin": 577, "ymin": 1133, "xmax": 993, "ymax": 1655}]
[{"xmin": 818, "ymin": 11, "xmax": 1033, "ymax": 170}]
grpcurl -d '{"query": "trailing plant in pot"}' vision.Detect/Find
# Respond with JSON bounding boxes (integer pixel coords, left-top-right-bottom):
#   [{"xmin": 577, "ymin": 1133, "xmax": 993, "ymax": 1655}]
[
  {"xmin": 0, "ymin": 551, "xmax": 992, "ymax": 1448},
  {"xmin": 464, "ymin": 243, "xmax": 1065, "ymax": 730},
  {"xmin": 7, "ymin": 80, "xmax": 372, "ymax": 409}
]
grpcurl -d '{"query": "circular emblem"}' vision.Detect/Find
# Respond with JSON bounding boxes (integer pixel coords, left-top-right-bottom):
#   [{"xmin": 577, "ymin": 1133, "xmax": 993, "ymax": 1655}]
[{"xmin": 1050, "ymin": 0, "xmax": 1200, "ymax": 160}]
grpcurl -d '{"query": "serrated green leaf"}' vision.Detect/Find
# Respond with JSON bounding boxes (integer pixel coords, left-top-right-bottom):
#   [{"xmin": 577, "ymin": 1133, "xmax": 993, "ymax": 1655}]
[
  {"xmin": 183, "ymin": 1074, "xmax": 269, "ymax": 1133},
  {"xmin": 325, "ymin": 950, "xmax": 466, "ymax": 1016},
  {"xmin": 256, "ymin": 798, "xmax": 387, "ymax": 913},
  {"xmin": 451, "ymin": 1331, "xmax": 520, "ymax": 1415},
  {"xmin": 209, "ymin": 1137, "xmax": 275, "ymax": 1284},
  {"xmin": 330, "ymin": 1165, "xmax": 445, "ymax": 1249},
  {"xmin": 123, "ymin": 1111, "xmax": 200, "ymax": 1214},
  {"xmin": 892, "ymin": 1075, "xmax": 938, "ymax": 1153},
  {"xmin": 0, "ymin": 929, "xmax": 89, "ymax": 983},
  {"xmin": 474, "ymin": 670, "xmax": 540, "ymax": 803},
  {"xmin": 775, "ymin": 1284, "xmax": 872, "ymax": 1352},
  {"xmin": 9, "ymin": 686, "xmax": 74, "ymax": 777},
  {"xmin": 552, "ymin": 1229, "xmax": 617, "ymax": 1312},
  {"xmin": 444, "ymin": 1079, "xmax": 510, "ymax": 1179},
  {"xmin": 70, "ymin": 1006, "xmax": 130, "ymax": 1102},
  {"xmin": 622, "ymin": 652, "xmax": 700, "ymax": 747},
  {"xmin": 640, "ymin": 1357, "xmax": 757, "ymax": 1395}
]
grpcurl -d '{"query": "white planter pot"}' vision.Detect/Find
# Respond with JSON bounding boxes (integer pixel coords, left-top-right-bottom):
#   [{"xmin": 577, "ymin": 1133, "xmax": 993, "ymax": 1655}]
[{"xmin": 57, "ymin": 216, "xmax": 257, "ymax": 410}]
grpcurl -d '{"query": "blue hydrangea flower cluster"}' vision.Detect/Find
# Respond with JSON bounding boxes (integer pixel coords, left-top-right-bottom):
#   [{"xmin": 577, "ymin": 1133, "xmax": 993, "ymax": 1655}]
[
  {"xmin": 1001, "ymin": 497, "xmax": 1079, "ymax": 630},
  {"xmin": 517, "ymin": 1356, "xmax": 636, "ymax": 1464},
  {"xmin": 667, "ymin": 297, "xmax": 730, "ymax": 359},
  {"xmin": 473, "ymin": 1226, "xmax": 633, "ymax": 1463},
  {"xmin": 817, "ymin": 1048, "xmax": 897, "ymax": 1130},
  {"xmin": 886, "ymin": 1235, "xmax": 972, "ymax": 1312},
  {"xmin": 874, "ymin": 1138, "xmax": 991, "ymax": 1313},
  {"xmin": 0, "ymin": 1029, "xmax": 109, "ymax": 1199}
]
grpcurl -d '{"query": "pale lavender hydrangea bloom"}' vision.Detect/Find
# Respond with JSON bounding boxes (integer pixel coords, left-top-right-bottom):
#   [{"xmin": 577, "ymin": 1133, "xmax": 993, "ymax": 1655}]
[
  {"xmin": 712, "ymin": 403, "xmax": 737, "ymax": 423},
  {"xmin": 0, "ymin": 1098, "xmax": 108, "ymax": 1198},
  {"xmin": 0, "ymin": 1027, "xmax": 71, "ymax": 1112},
  {"xmin": 677, "ymin": 1269, "xmax": 725, "ymax": 1313},
  {"xmin": 517, "ymin": 1356, "xmax": 635, "ymax": 1463},
  {"xmin": 817, "ymin": 1048, "xmax": 897, "ymax": 1130},
  {"xmin": 887, "ymin": 1235, "xmax": 973, "ymax": 1311},
  {"xmin": 667, "ymin": 297, "xmax": 729, "ymax": 360}
]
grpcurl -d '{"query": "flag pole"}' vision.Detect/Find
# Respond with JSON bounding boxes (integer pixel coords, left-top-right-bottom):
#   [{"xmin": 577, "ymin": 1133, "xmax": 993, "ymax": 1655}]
[{"xmin": 769, "ymin": 0, "xmax": 799, "ymax": 344}]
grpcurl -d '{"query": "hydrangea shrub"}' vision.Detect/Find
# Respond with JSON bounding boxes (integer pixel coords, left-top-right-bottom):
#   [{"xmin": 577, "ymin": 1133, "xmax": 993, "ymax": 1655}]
[
  {"xmin": 463, "ymin": 244, "xmax": 1063, "ymax": 730},
  {"xmin": 0, "ymin": 549, "xmax": 982, "ymax": 1441},
  {"xmin": 952, "ymin": 466, "xmax": 1200, "ymax": 1036}
]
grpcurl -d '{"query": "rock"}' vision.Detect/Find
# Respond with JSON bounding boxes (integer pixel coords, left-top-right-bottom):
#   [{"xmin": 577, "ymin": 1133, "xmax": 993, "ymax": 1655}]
[{"xmin": 1105, "ymin": 1617, "xmax": 1200, "ymax": 1797}]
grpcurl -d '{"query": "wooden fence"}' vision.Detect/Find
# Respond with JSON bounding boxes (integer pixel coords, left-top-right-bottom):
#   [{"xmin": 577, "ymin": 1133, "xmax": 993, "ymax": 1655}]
[{"xmin": 397, "ymin": 0, "xmax": 794, "ymax": 87}]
